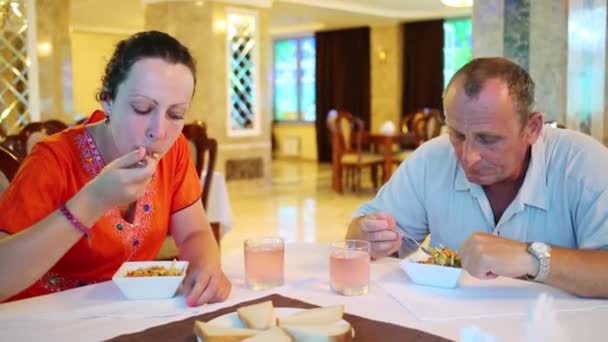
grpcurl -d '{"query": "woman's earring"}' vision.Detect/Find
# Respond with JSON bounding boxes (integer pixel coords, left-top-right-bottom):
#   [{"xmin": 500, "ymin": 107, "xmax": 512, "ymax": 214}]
[{"xmin": 105, "ymin": 114, "xmax": 110, "ymax": 125}]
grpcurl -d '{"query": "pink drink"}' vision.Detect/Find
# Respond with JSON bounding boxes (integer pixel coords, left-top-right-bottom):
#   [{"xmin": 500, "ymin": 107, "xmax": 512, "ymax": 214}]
[
  {"xmin": 244, "ymin": 238, "xmax": 284, "ymax": 290},
  {"xmin": 330, "ymin": 246, "xmax": 370, "ymax": 296}
]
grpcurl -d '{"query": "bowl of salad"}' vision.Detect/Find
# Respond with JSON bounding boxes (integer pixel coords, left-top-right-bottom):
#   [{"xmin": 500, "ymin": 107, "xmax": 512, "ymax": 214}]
[{"xmin": 399, "ymin": 246, "xmax": 463, "ymax": 289}]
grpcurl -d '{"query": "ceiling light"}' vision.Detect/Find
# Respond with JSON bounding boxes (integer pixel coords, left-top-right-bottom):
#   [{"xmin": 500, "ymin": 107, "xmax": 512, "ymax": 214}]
[{"xmin": 442, "ymin": 0, "xmax": 473, "ymax": 7}]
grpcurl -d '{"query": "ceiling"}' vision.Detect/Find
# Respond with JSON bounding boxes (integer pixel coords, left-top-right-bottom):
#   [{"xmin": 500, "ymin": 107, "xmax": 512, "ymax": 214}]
[{"xmin": 69, "ymin": 0, "xmax": 471, "ymax": 34}]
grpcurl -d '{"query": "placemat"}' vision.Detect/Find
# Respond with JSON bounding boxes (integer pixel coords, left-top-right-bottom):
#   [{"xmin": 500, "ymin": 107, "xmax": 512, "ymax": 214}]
[{"xmin": 109, "ymin": 294, "xmax": 452, "ymax": 342}]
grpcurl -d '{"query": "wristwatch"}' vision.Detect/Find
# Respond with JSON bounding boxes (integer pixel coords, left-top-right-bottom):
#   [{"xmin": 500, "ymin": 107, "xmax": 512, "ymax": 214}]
[{"xmin": 527, "ymin": 242, "xmax": 552, "ymax": 282}]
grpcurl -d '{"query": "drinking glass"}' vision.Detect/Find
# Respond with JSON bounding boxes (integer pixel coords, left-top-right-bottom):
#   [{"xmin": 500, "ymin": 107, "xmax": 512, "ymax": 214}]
[
  {"xmin": 329, "ymin": 240, "xmax": 370, "ymax": 296},
  {"xmin": 244, "ymin": 236, "xmax": 285, "ymax": 290}
]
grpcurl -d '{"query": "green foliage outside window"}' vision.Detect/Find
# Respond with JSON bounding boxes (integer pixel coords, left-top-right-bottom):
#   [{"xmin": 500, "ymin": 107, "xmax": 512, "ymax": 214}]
[{"xmin": 444, "ymin": 18, "xmax": 472, "ymax": 88}]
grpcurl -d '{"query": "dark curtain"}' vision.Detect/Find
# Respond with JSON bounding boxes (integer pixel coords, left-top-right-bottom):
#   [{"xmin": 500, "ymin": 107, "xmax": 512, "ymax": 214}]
[
  {"xmin": 401, "ymin": 20, "xmax": 444, "ymax": 118},
  {"xmin": 315, "ymin": 27, "xmax": 370, "ymax": 163}
]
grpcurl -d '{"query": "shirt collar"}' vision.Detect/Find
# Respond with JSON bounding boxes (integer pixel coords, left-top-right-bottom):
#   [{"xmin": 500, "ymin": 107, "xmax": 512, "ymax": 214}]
[
  {"xmin": 453, "ymin": 129, "xmax": 549, "ymax": 210},
  {"xmin": 518, "ymin": 130, "xmax": 549, "ymax": 210}
]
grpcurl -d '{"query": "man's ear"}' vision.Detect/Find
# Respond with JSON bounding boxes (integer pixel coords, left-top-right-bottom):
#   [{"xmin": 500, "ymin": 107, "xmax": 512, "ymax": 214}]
[{"xmin": 526, "ymin": 112, "xmax": 544, "ymax": 144}]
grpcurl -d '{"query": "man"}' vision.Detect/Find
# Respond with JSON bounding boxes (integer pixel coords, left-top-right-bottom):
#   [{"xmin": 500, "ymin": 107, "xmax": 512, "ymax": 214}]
[{"xmin": 347, "ymin": 57, "xmax": 608, "ymax": 297}]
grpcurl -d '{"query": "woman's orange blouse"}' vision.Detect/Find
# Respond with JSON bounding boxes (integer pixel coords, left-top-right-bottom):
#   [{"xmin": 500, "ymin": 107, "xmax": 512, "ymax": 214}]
[{"xmin": 0, "ymin": 114, "xmax": 202, "ymax": 301}]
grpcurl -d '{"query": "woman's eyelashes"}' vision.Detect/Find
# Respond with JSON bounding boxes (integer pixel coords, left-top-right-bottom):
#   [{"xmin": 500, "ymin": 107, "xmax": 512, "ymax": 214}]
[
  {"xmin": 133, "ymin": 106, "xmax": 152, "ymax": 115},
  {"xmin": 131, "ymin": 104, "xmax": 186, "ymax": 120},
  {"xmin": 168, "ymin": 112, "xmax": 185, "ymax": 120}
]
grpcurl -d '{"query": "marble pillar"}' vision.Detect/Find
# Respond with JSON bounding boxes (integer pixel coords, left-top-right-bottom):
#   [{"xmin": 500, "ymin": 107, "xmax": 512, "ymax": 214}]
[
  {"xmin": 473, "ymin": 0, "xmax": 568, "ymax": 125},
  {"xmin": 529, "ymin": 0, "xmax": 568, "ymax": 124},
  {"xmin": 145, "ymin": 1, "xmax": 272, "ymax": 182},
  {"xmin": 370, "ymin": 24, "xmax": 403, "ymax": 133},
  {"xmin": 35, "ymin": 0, "xmax": 73, "ymax": 123}
]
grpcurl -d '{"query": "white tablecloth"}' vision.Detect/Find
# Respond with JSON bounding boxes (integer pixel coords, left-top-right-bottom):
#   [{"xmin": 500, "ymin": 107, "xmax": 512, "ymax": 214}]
[
  {"xmin": 201, "ymin": 171, "xmax": 233, "ymax": 236},
  {"xmin": 1, "ymin": 242, "xmax": 607, "ymax": 341}
]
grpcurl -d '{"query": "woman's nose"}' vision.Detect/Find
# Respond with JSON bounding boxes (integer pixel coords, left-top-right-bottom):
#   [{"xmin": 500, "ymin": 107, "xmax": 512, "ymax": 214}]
[{"xmin": 146, "ymin": 113, "xmax": 167, "ymax": 141}]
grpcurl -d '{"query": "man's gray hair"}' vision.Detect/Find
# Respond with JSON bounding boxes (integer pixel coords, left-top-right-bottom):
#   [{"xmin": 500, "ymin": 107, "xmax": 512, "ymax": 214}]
[{"xmin": 444, "ymin": 57, "xmax": 535, "ymax": 125}]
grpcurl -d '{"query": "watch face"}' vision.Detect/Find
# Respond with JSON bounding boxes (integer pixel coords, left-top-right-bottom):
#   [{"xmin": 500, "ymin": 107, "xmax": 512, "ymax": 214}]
[{"xmin": 532, "ymin": 242, "xmax": 549, "ymax": 254}]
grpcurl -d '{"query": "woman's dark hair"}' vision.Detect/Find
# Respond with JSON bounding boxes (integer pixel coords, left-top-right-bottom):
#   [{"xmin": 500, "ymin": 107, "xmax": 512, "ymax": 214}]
[{"xmin": 96, "ymin": 30, "xmax": 196, "ymax": 102}]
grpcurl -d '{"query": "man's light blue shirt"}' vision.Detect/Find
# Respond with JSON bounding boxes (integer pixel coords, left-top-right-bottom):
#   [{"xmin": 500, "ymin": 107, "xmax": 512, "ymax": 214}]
[{"xmin": 354, "ymin": 126, "xmax": 608, "ymax": 251}]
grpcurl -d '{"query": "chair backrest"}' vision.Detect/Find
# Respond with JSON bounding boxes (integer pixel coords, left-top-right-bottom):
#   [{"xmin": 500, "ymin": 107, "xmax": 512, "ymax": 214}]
[
  {"xmin": 409, "ymin": 113, "xmax": 427, "ymax": 145},
  {"xmin": 1, "ymin": 120, "xmax": 68, "ymax": 160},
  {"xmin": 327, "ymin": 110, "xmax": 365, "ymax": 156},
  {"xmin": 400, "ymin": 114, "xmax": 414, "ymax": 134},
  {"xmin": 182, "ymin": 122, "xmax": 208, "ymax": 175},
  {"xmin": 0, "ymin": 145, "xmax": 20, "ymax": 195},
  {"xmin": 1, "ymin": 135, "xmax": 22, "ymax": 160},
  {"xmin": 402, "ymin": 108, "xmax": 443, "ymax": 146},
  {"xmin": 182, "ymin": 121, "xmax": 217, "ymax": 209},
  {"xmin": 425, "ymin": 110, "xmax": 443, "ymax": 140},
  {"xmin": 421, "ymin": 107, "xmax": 444, "ymax": 123}
]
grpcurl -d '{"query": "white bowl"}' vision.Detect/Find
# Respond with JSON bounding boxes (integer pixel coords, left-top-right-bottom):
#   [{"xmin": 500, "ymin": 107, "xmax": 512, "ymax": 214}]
[
  {"xmin": 399, "ymin": 254, "xmax": 463, "ymax": 289},
  {"xmin": 112, "ymin": 261, "xmax": 188, "ymax": 300}
]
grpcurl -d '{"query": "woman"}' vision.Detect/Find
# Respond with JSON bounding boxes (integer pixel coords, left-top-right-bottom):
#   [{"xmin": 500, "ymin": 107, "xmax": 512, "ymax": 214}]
[{"xmin": 0, "ymin": 31, "xmax": 231, "ymax": 305}]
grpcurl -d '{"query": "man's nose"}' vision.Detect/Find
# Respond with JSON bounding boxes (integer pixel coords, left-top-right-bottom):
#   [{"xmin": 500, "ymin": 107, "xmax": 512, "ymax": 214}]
[{"xmin": 462, "ymin": 140, "xmax": 481, "ymax": 167}]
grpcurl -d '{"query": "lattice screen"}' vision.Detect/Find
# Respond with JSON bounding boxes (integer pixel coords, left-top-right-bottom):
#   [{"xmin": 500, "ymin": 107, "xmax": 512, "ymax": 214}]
[
  {"xmin": 227, "ymin": 10, "xmax": 259, "ymax": 136},
  {"xmin": 0, "ymin": 0, "xmax": 31, "ymax": 137}
]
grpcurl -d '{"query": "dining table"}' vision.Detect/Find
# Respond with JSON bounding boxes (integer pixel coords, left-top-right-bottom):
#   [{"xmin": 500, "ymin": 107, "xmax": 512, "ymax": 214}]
[
  {"xmin": 1, "ymin": 242, "xmax": 606, "ymax": 341},
  {"xmin": 364, "ymin": 132, "xmax": 417, "ymax": 182}
]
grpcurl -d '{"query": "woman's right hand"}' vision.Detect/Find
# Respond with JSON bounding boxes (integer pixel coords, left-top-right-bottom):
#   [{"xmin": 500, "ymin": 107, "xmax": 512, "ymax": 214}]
[{"xmin": 84, "ymin": 147, "xmax": 160, "ymax": 211}]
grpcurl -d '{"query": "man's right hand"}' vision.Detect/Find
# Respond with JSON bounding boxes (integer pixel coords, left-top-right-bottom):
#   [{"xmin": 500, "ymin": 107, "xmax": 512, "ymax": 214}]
[
  {"xmin": 357, "ymin": 213, "xmax": 403, "ymax": 259},
  {"xmin": 84, "ymin": 147, "xmax": 160, "ymax": 211}
]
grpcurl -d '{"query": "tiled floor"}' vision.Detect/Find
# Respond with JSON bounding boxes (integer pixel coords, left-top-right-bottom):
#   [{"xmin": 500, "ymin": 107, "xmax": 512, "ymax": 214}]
[{"xmin": 220, "ymin": 160, "xmax": 378, "ymax": 256}]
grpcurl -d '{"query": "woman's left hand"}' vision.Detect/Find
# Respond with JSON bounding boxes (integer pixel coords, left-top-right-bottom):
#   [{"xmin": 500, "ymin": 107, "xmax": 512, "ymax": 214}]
[{"xmin": 182, "ymin": 265, "xmax": 231, "ymax": 306}]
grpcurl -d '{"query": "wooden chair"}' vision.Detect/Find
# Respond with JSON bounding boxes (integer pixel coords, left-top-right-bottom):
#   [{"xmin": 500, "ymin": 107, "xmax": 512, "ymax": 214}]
[
  {"xmin": 421, "ymin": 110, "xmax": 443, "ymax": 141},
  {"xmin": 327, "ymin": 110, "xmax": 384, "ymax": 193},
  {"xmin": 1, "ymin": 120, "xmax": 68, "ymax": 160},
  {"xmin": 0, "ymin": 145, "xmax": 21, "ymax": 196},
  {"xmin": 182, "ymin": 122, "xmax": 218, "ymax": 210},
  {"xmin": 394, "ymin": 113, "xmax": 425, "ymax": 164},
  {"xmin": 156, "ymin": 121, "xmax": 220, "ymax": 260}
]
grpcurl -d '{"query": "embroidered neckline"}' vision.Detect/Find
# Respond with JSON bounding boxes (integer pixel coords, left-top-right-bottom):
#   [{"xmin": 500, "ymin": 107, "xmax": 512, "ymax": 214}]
[{"xmin": 74, "ymin": 128, "xmax": 156, "ymax": 258}]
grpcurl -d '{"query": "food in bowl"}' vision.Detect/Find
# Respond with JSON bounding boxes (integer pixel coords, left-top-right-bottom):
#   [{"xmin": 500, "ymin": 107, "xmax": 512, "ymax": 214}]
[
  {"xmin": 418, "ymin": 246, "xmax": 461, "ymax": 268},
  {"xmin": 126, "ymin": 260, "xmax": 183, "ymax": 277},
  {"xmin": 112, "ymin": 260, "xmax": 188, "ymax": 299},
  {"xmin": 399, "ymin": 247, "xmax": 464, "ymax": 289}
]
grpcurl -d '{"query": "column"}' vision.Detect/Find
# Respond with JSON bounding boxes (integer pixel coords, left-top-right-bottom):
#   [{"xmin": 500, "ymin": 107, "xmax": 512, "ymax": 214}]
[
  {"xmin": 145, "ymin": 1, "xmax": 272, "ymax": 182},
  {"xmin": 370, "ymin": 24, "xmax": 403, "ymax": 133},
  {"xmin": 36, "ymin": 0, "xmax": 73, "ymax": 122},
  {"xmin": 473, "ymin": 0, "xmax": 568, "ymax": 125}
]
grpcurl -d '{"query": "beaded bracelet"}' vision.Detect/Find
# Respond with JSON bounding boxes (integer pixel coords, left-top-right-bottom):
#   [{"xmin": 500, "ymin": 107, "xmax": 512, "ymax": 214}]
[{"xmin": 59, "ymin": 203, "xmax": 91, "ymax": 239}]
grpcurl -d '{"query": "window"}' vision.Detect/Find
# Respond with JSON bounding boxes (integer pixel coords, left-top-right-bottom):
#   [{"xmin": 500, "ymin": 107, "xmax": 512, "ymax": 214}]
[
  {"xmin": 226, "ymin": 9, "xmax": 260, "ymax": 137},
  {"xmin": 273, "ymin": 37, "xmax": 316, "ymax": 122},
  {"xmin": 443, "ymin": 18, "xmax": 472, "ymax": 88}
]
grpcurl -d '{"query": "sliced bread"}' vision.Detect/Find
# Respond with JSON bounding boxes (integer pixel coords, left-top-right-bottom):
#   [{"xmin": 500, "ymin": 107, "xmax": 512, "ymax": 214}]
[
  {"xmin": 237, "ymin": 301, "xmax": 275, "ymax": 330},
  {"xmin": 193, "ymin": 321, "xmax": 258, "ymax": 342},
  {"xmin": 281, "ymin": 322, "xmax": 353, "ymax": 342},
  {"xmin": 242, "ymin": 326, "xmax": 292, "ymax": 342},
  {"xmin": 277, "ymin": 305, "xmax": 344, "ymax": 326}
]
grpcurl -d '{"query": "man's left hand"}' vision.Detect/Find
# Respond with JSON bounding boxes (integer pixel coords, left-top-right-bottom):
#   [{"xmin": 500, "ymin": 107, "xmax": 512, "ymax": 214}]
[
  {"xmin": 182, "ymin": 266, "xmax": 231, "ymax": 306},
  {"xmin": 458, "ymin": 232, "xmax": 537, "ymax": 279}
]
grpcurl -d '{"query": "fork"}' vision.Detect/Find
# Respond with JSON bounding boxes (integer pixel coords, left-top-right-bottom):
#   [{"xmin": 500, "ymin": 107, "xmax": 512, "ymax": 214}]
[{"xmin": 398, "ymin": 229, "xmax": 432, "ymax": 256}]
